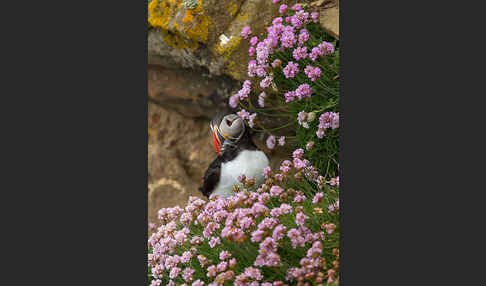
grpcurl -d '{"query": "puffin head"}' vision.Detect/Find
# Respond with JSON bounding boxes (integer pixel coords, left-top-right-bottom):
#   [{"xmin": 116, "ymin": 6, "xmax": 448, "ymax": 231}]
[{"xmin": 210, "ymin": 113, "xmax": 245, "ymax": 155}]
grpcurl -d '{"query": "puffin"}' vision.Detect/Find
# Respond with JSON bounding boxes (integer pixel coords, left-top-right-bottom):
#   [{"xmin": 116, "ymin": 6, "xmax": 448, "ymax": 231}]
[{"xmin": 198, "ymin": 112, "xmax": 270, "ymax": 199}]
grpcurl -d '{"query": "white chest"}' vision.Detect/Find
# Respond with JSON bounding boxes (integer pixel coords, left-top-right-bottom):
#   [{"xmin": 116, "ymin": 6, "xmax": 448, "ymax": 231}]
[{"xmin": 212, "ymin": 150, "xmax": 269, "ymax": 199}]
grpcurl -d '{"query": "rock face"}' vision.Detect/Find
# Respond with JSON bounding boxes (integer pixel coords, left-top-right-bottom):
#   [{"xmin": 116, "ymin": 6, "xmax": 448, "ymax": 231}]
[
  {"xmin": 148, "ymin": 64, "xmax": 238, "ymax": 119},
  {"xmin": 148, "ymin": 0, "xmax": 339, "ymax": 81},
  {"xmin": 318, "ymin": 1, "xmax": 339, "ymax": 39},
  {"xmin": 148, "ymin": 102, "xmax": 213, "ymax": 224}
]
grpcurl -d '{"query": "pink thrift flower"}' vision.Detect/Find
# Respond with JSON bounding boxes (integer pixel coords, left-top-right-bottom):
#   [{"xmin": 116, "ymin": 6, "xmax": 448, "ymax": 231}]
[
  {"xmin": 181, "ymin": 251, "xmax": 193, "ymax": 264},
  {"xmin": 219, "ymin": 250, "xmax": 231, "ymax": 261},
  {"xmin": 280, "ymin": 29, "xmax": 296, "ymax": 48},
  {"xmin": 278, "ymin": 136, "xmax": 285, "ymax": 146},
  {"xmin": 244, "ymin": 267, "xmax": 263, "ymax": 281},
  {"xmin": 272, "ymin": 0, "xmax": 280, "ymax": 3},
  {"xmin": 152, "ymin": 265, "xmax": 164, "ymax": 279},
  {"xmin": 284, "ymin": 91, "xmax": 296, "ymax": 103},
  {"xmin": 258, "ymin": 92, "xmax": 265, "ymax": 107},
  {"xmin": 283, "ymin": 61, "xmax": 299, "ymax": 78},
  {"xmin": 323, "ymin": 41, "xmax": 335, "ymax": 54},
  {"xmin": 271, "ymin": 58, "xmax": 282, "ymax": 68},
  {"xmin": 290, "ymin": 10, "xmax": 309, "ymax": 29},
  {"xmin": 293, "ymin": 148, "xmax": 304, "ymax": 159},
  {"xmin": 295, "ymin": 83, "xmax": 312, "ymax": 99},
  {"xmin": 169, "ymin": 267, "xmax": 181, "ymax": 279},
  {"xmin": 291, "ymin": 4, "xmax": 302, "ymax": 11},
  {"xmin": 248, "ymin": 46, "xmax": 255, "ymax": 56},
  {"xmin": 197, "ymin": 255, "xmax": 208, "ymax": 267},
  {"xmin": 260, "ymin": 76, "xmax": 273, "ymax": 88},
  {"xmin": 241, "ymin": 26, "xmax": 251, "ymax": 39},
  {"xmin": 248, "ymin": 113, "xmax": 257, "ymax": 128},
  {"xmin": 252, "ymin": 202, "xmax": 269, "ymax": 217},
  {"xmin": 280, "ymin": 165, "xmax": 291, "ymax": 174},
  {"xmin": 330, "ymin": 176, "xmax": 339, "ymax": 186},
  {"xmin": 259, "ymin": 192, "xmax": 270, "ymax": 204},
  {"xmin": 292, "ymin": 46, "xmax": 308, "ymax": 60},
  {"xmin": 239, "ymin": 216, "xmax": 255, "ymax": 229},
  {"xmin": 209, "ymin": 236, "xmax": 221, "ymax": 248},
  {"xmin": 217, "ymin": 261, "xmax": 228, "ymax": 272},
  {"xmin": 324, "ymin": 223, "xmax": 336, "ymax": 234},
  {"xmin": 192, "ymin": 280, "xmax": 204, "ymax": 286},
  {"xmin": 150, "ymin": 280, "xmax": 162, "ymax": 286},
  {"xmin": 293, "ymin": 194, "xmax": 306, "ymax": 203},
  {"xmin": 272, "ymin": 17, "xmax": 283, "ymax": 25},
  {"xmin": 258, "ymin": 217, "xmax": 279, "ymax": 230},
  {"xmin": 331, "ymin": 112, "xmax": 340, "ymax": 129},
  {"xmin": 298, "ymin": 29, "xmax": 309, "ymax": 46},
  {"xmin": 229, "ymin": 258, "xmax": 237, "ymax": 269},
  {"xmin": 190, "ymin": 236, "xmax": 203, "ymax": 245},
  {"xmin": 295, "ymin": 212, "xmax": 309, "ymax": 226},
  {"xmin": 182, "ymin": 268, "xmax": 195, "ymax": 282},
  {"xmin": 270, "ymin": 185, "xmax": 284, "ymax": 197},
  {"xmin": 272, "ymin": 224, "xmax": 287, "ymax": 241},
  {"xmin": 237, "ymin": 109, "xmax": 250, "ymax": 120},
  {"xmin": 251, "ymin": 229, "xmax": 265, "ymax": 243},
  {"xmin": 148, "ymin": 222, "xmax": 156, "ymax": 230},
  {"xmin": 313, "ymin": 192, "xmax": 324, "ymax": 204},
  {"xmin": 293, "ymin": 158, "xmax": 307, "ymax": 169},
  {"xmin": 279, "ymin": 4, "xmax": 288, "ymax": 14},
  {"xmin": 263, "ymin": 166, "xmax": 272, "ymax": 178},
  {"xmin": 250, "ymin": 36, "xmax": 258, "ymax": 46},
  {"xmin": 311, "ymin": 12, "xmax": 319, "ymax": 22},
  {"xmin": 297, "ymin": 111, "xmax": 308, "ymax": 127},
  {"xmin": 266, "ymin": 135, "xmax": 276, "ymax": 149},
  {"xmin": 287, "ymin": 228, "xmax": 306, "ymax": 248},
  {"xmin": 247, "ymin": 60, "xmax": 258, "ymax": 77},
  {"xmin": 304, "ymin": 65, "xmax": 322, "ymax": 82},
  {"xmin": 207, "ymin": 265, "xmax": 217, "ymax": 277},
  {"xmin": 306, "ymin": 141, "xmax": 314, "ymax": 150},
  {"xmin": 255, "ymin": 65, "xmax": 268, "ymax": 77},
  {"xmin": 309, "ymin": 47, "xmax": 320, "ymax": 61},
  {"xmin": 280, "ymin": 203, "xmax": 292, "ymax": 214}
]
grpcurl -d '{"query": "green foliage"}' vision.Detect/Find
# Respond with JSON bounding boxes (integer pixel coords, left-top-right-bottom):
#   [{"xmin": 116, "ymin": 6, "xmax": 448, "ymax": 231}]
[{"xmin": 243, "ymin": 22, "xmax": 340, "ymax": 180}]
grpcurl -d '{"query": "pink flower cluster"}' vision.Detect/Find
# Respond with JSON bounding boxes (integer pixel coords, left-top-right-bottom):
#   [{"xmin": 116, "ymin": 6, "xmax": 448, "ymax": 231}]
[
  {"xmin": 148, "ymin": 146, "xmax": 339, "ymax": 285},
  {"xmin": 229, "ymin": 80, "xmax": 252, "ymax": 108},
  {"xmin": 228, "ymin": 2, "xmax": 337, "ymax": 111},
  {"xmin": 304, "ymin": 65, "xmax": 321, "ymax": 82},
  {"xmin": 237, "ymin": 109, "xmax": 257, "ymax": 128},
  {"xmin": 317, "ymin": 112, "xmax": 339, "ymax": 139}
]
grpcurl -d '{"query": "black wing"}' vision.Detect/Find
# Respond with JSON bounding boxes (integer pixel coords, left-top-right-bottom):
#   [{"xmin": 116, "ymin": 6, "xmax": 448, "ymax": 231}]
[{"xmin": 199, "ymin": 157, "xmax": 222, "ymax": 198}]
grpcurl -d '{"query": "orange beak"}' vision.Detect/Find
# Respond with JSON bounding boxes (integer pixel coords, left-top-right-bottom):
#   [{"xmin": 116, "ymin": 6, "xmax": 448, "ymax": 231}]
[{"xmin": 213, "ymin": 128, "xmax": 222, "ymax": 155}]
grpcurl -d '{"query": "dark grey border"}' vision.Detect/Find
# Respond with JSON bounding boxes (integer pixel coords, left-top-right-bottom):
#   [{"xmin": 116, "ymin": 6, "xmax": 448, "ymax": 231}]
[{"xmin": 2, "ymin": 1, "xmax": 148, "ymax": 284}]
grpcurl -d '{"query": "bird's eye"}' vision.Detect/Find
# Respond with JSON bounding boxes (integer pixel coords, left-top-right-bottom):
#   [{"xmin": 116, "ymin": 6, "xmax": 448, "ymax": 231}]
[{"xmin": 226, "ymin": 119, "xmax": 233, "ymax": 126}]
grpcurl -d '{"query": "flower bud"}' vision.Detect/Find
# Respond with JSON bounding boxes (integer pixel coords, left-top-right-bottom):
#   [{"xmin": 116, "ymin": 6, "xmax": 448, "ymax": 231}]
[{"xmin": 307, "ymin": 111, "xmax": 316, "ymax": 122}]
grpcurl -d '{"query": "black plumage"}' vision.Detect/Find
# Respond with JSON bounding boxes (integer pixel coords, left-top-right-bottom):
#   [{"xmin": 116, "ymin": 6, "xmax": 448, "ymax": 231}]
[{"xmin": 198, "ymin": 114, "xmax": 258, "ymax": 198}]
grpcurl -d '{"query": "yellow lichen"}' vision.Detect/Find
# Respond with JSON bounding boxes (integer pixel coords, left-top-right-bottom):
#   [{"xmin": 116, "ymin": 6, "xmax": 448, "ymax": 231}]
[
  {"xmin": 148, "ymin": 0, "xmax": 209, "ymax": 49},
  {"xmin": 227, "ymin": 60, "xmax": 244, "ymax": 80},
  {"xmin": 213, "ymin": 35, "xmax": 245, "ymax": 79},
  {"xmin": 182, "ymin": 0, "xmax": 210, "ymax": 43},
  {"xmin": 214, "ymin": 36, "xmax": 241, "ymax": 58},
  {"xmin": 234, "ymin": 12, "xmax": 249, "ymax": 25},
  {"xmin": 163, "ymin": 32, "xmax": 199, "ymax": 50},
  {"xmin": 226, "ymin": 2, "xmax": 238, "ymax": 17}
]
